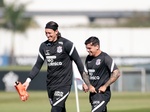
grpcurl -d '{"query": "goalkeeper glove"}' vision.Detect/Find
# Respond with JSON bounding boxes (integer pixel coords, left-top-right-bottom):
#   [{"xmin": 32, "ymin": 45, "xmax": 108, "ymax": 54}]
[{"xmin": 14, "ymin": 81, "xmax": 29, "ymax": 101}]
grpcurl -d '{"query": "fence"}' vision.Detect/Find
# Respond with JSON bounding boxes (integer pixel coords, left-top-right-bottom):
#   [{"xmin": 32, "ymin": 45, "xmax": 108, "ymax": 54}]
[
  {"xmin": 111, "ymin": 67, "xmax": 150, "ymax": 92},
  {"xmin": 0, "ymin": 68, "xmax": 150, "ymax": 92}
]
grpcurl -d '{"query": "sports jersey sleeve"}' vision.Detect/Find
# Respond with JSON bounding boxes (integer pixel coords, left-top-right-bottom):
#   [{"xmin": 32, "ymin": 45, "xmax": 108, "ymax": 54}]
[
  {"xmin": 105, "ymin": 54, "xmax": 118, "ymax": 73},
  {"xmin": 65, "ymin": 41, "xmax": 85, "ymax": 74},
  {"xmin": 64, "ymin": 40, "xmax": 91, "ymax": 86},
  {"xmin": 28, "ymin": 43, "xmax": 45, "ymax": 80}
]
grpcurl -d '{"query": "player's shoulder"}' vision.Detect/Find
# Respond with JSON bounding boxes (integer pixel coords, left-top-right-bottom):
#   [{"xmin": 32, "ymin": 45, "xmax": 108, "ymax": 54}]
[
  {"xmin": 101, "ymin": 51, "xmax": 109, "ymax": 56},
  {"xmin": 42, "ymin": 40, "xmax": 50, "ymax": 46},
  {"xmin": 60, "ymin": 37, "xmax": 72, "ymax": 43},
  {"xmin": 38, "ymin": 40, "xmax": 50, "ymax": 49},
  {"xmin": 100, "ymin": 52, "xmax": 112, "ymax": 60},
  {"xmin": 86, "ymin": 55, "xmax": 94, "ymax": 61},
  {"xmin": 59, "ymin": 37, "xmax": 73, "ymax": 46},
  {"xmin": 101, "ymin": 51, "xmax": 113, "ymax": 62}
]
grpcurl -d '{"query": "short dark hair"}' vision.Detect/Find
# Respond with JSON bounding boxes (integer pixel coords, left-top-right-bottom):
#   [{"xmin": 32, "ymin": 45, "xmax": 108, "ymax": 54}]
[
  {"xmin": 45, "ymin": 21, "xmax": 58, "ymax": 31},
  {"xmin": 85, "ymin": 36, "xmax": 100, "ymax": 46}
]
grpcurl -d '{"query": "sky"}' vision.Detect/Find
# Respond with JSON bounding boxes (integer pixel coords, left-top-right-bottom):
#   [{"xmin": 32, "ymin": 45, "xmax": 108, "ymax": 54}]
[{"xmin": 4, "ymin": 0, "xmax": 150, "ymax": 11}]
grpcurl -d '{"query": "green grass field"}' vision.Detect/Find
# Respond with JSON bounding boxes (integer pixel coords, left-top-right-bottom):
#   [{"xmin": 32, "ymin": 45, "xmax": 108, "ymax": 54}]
[{"xmin": 0, "ymin": 91, "xmax": 150, "ymax": 112}]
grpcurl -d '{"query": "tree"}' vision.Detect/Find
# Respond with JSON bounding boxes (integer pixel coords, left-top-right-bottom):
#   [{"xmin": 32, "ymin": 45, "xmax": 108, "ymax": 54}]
[
  {"xmin": 118, "ymin": 11, "xmax": 150, "ymax": 27},
  {"xmin": 0, "ymin": 1, "xmax": 38, "ymax": 65},
  {"xmin": 0, "ymin": 0, "xmax": 4, "ymax": 7}
]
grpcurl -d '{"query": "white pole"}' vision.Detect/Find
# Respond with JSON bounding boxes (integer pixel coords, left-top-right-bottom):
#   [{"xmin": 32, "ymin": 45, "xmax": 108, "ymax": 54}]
[
  {"xmin": 74, "ymin": 78, "xmax": 80, "ymax": 112},
  {"xmin": 118, "ymin": 70, "xmax": 123, "ymax": 92},
  {"xmin": 141, "ymin": 68, "xmax": 146, "ymax": 93}
]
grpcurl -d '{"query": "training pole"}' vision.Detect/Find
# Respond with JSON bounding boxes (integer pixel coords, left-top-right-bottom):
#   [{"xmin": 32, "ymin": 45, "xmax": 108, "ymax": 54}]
[{"xmin": 74, "ymin": 77, "xmax": 80, "ymax": 112}]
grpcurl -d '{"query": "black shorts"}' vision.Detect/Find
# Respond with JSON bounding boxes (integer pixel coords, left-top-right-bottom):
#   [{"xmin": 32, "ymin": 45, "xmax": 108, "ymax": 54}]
[
  {"xmin": 89, "ymin": 92, "xmax": 110, "ymax": 112},
  {"xmin": 47, "ymin": 86, "xmax": 71, "ymax": 107}
]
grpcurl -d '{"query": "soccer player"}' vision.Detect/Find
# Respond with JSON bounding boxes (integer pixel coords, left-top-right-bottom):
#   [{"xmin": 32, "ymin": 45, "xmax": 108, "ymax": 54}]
[
  {"xmin": 83, "ymin": 36, "xmax": 120, "ymax": 112},
  {"xmin": 23, "ymin": 21, "xmax": 94, "ymax": 112}
]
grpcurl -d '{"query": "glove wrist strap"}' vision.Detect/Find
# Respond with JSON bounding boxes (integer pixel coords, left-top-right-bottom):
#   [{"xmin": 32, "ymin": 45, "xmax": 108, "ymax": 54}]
[{"xmin": 26, "ymin": 78, "xmax": 31, "ymax": 83}]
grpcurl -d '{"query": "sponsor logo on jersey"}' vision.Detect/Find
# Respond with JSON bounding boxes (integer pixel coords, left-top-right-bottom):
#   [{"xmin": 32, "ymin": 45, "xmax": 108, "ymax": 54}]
[
  {"xmin": 89, "ymin": 69, "xmax": 95, "ymax": 73},
  {"xmin": 88, "ymin": 69, "xmax": 100, "ymax": 80},
  {"xmin": 93, "ymin": 101, "xmax": 100, "ymax": 105},
  {"xmin": 46, "ymin": 56, "xmax": 56, "ymax": 62},
  {"xmin": 93, "ymin": 101, "xmax": 100, "ymax": 108},
  {"xmin": 90, "ymin": 76, "xmax": 100, "ymax": 80},
  {"xmin": 46, "ymin": 56, "xmax": 62, "ymax": 66},
  {"xmin": 96, "ymin": 59, "xmax": 101, "ymax": 65},
  {"xmin": 45, "ymin": 50, "xmax": 50, "ymax": 55},
  {"xmin": 57, "ymin": 46, "xmax": 62, "ymax": 53},
  {"xmin": 54, "ymin": 91, "xmax": 64, "ymax": 97},
  {"xmin": 48, "ymin": 62, "xmax": 62, "ymax": 66},
  {"xmin": 47, "ymin": 43, "xmax": 51, "ymax": 46},
  {"xmin": 87, "ymin": 61, "xmax": 91, "ymax": 63}
]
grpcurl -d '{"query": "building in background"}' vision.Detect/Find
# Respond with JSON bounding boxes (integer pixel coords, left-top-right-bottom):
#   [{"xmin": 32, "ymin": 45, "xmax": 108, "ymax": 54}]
[{"xmin": 1, "ymin": 0, "xmax": 150, "ymax": 66}]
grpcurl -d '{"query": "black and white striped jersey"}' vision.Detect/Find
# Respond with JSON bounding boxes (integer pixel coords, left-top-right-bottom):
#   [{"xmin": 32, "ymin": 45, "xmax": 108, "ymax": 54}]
[
  {"xmin": 85, "ymin": 52, "xmax": 118, "ymax": 91},
  {"xmin": 28, "ymin": 37, "xmax": 84, "ymax": 89}
]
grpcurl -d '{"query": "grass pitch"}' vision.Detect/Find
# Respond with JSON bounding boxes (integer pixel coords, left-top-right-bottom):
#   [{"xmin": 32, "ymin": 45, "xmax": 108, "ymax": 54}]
[{"xmin": 0, "ymin": 91, "xmax": 150, "ymax": 112}]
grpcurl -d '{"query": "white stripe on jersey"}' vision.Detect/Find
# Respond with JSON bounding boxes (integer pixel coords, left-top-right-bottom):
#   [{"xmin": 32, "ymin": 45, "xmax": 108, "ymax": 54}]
[
  {"xmin": 111, "ymin": 60, "xmax": 115, "ymax": 72},
  {"xmin": 69, "ymin": 44, "xmax": 75, "ymax": 56},
  {"xmin": 84, "ymin": 65, "xmax": 88, "ymax": 73},
  {"xmin": 92, "ymin": 101, "xmax": 105, "ymax": 112},
  {"xmin": 38, "ymin": 52, "xmax": 44, "ymax": 61},
  {"xmin": 53, "ymin": 92, "xmax": 70, "ymax": 106}
]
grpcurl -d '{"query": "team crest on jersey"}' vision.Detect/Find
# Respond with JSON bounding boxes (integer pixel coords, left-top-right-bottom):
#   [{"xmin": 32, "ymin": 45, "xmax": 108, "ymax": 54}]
[
  {"xmin": 96, "ymin": 59, "xmax": 101, "ymax": 65},
  {"xmin": 57, "ymin": 46, "xmax": 62, "ymax": 53}
]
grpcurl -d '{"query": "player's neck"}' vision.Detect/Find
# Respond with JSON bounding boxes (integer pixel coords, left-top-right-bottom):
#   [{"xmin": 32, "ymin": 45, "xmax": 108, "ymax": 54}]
[{"xmin": 94, "ymin": 50, "xmax": 101, "ymax": 57}]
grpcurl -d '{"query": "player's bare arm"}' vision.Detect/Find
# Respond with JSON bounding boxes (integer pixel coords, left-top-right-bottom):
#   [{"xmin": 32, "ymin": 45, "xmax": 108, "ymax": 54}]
[
  {"xmin": 98, "ymin": 69, "xmax": 120, "ymax": 93},
  {"xmin": 82, "ymin": 83, "xmax": 88, "ymax": 92},
  {"xmin": 82, "ymin": 72, "xmax": 97, "ymax": 93}
]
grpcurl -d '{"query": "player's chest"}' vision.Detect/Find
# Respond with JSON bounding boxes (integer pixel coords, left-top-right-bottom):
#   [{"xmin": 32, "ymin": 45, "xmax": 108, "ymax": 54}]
[
  {"xmin": 44, "ymin": 45, "xmax": 67, "ymax": 63},
  {"xmin": 44, "ymin": 45, "xmax": 65, "ymax": 56},
  {"xmin": 87, "ymin": 58, "xmax": 104, "ymax": 69}
]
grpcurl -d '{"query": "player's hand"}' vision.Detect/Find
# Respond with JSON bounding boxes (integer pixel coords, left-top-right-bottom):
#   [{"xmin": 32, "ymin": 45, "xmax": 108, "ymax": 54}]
[
  {"xmin": 98, "ymin": 85, "xmax": 107, "ymax": 93},
  {"xmin": 88, "ymin": 85, "xmax": 97, "ymax": 93},
  {"xmin": 23, "ymin": 81, "xmax": 29, "ymax": 90},
  {"xmin": 82, "ymin": 84, "xmax": 89, "ymax": 92},
  {"xmin": 14, "ymin": 81, "xmax": 29, "ymax": 101}
]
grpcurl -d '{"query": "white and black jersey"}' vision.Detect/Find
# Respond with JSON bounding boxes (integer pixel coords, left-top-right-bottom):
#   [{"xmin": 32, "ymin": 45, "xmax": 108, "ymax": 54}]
[
  {"xmin": 28, "ymin": 37, "xmax": 84, "ymax": 89},
  {"xmin": 85, "ymin": 52, "xmax": 118, "ymax": 91}
]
